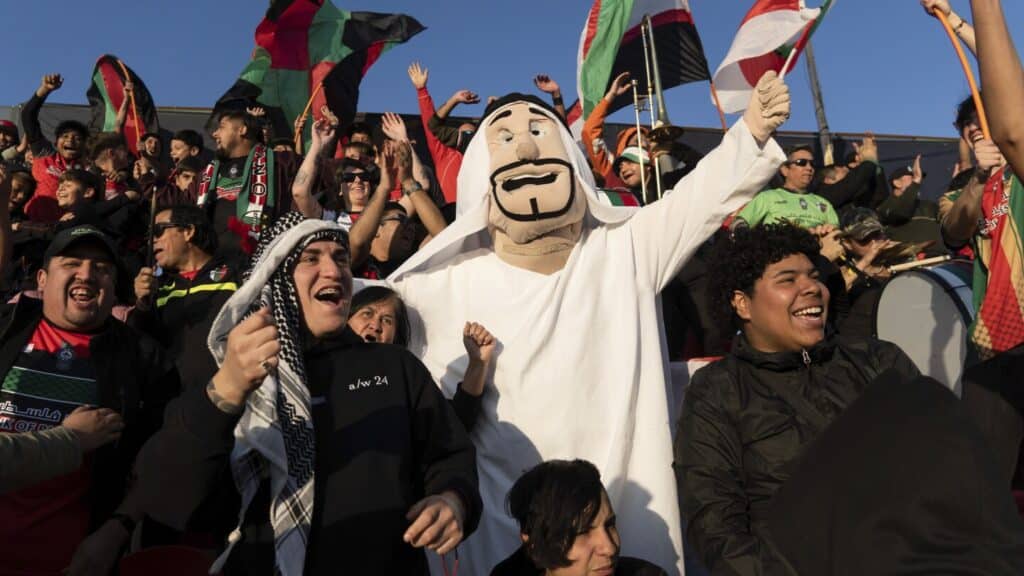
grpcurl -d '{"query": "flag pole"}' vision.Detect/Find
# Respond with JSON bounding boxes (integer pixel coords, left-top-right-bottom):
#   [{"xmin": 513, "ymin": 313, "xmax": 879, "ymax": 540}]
[
  {"xmin": 115, "ymin": 59, "xmax": 141, "ymax": 151},
  {"xmin": 709, "ymin": 81, "xmax": 728, "ymax": 131},
  {"xmin": 803, "ymin": 40, "xmax": 834, "ymax": 165},
  {"xmin": 779, "ymin": 20, "xmax": 815, "ymax": 82},
  {"xmin": 933, "ymin": 11, "xmax": 991, "ymax": 140},
  {"xmin": 294, "ymin": 82, "xmax": 324, "ymax": 150}
]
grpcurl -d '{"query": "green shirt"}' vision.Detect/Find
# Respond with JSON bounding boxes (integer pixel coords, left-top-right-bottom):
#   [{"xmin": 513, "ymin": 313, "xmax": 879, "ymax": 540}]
[{"xmin": 737, "ymin": 187, "xmax": 840, "ymax": 229}]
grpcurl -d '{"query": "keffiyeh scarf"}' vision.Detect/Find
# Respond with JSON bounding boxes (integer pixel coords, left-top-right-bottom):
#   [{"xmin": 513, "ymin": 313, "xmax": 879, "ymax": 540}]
[{"xmin": 207, "ymin": 212, "xmax": 348, "ymax": 576}]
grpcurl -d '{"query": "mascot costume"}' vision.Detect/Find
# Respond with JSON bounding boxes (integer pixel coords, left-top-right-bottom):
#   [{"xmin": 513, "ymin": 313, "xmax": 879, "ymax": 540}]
[{"xmin": 389, "ymin": 71, "xmax": 791, "ymax": 575}]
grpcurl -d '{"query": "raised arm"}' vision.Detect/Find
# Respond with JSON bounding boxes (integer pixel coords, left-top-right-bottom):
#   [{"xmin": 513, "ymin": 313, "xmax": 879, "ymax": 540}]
[
  {"xmin": 631, "ymin": 72, "xmax": 790, "ymax": 292},
  {"xmin": 431, "ymin": 90, "xmax": 479, "ymax": 148},
  {"xmin": 583, "ymin": 72, "xmax": 631, "ymax": 180},
  {"xmin": 941, "ymin": 138, "xmax": 1004, "ymax": 245},
  {"xmin": 923, "ymin": 0, "xmax": 977, "ymax": 56},
  {"xmin": 533, "ymin": 74, "xmax": 566, "ymax": 120},
  {"xmin": 291, "ymin": 118, "xmax": 336, "ymax": 219},
  {"xmin": 972, "ymin": 0, "xmax": 1024, "ymax": 175},
  {"xmin": 22, "ymin": 73, "xmax": 63, "ymax": 154},
  {"xmin": 349, "ymin": 142, "xmax": 395, "ymax": 267},
  {"xmin": 113, "ymin": 81, "xmax": 133, "ymax": 133}
]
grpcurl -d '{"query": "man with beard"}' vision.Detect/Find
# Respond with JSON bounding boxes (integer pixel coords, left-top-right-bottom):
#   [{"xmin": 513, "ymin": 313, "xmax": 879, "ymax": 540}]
[
  {"xmin": 733, "ymin": 145, "xmax": 840, "ymax": 230},
  {"xmin": 20, "ymin": 74, "xmax": 89, "ymax": 223},
  {"xmin": 0, "ymin": 224, "xmax": 179, "ymax": 576},
  {"xmin": 197, "ymin": 110, "xmax": 300, "ymax": 265},
  {"xmin": 388, "ymin": 71, "xmax": 792, "ymax": 574}
]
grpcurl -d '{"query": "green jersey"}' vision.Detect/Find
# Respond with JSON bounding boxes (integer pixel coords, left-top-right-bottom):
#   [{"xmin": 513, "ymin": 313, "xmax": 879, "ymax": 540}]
[{"xmin": 737, "ymin": 188, "xmax": 840, "ymax": 229}]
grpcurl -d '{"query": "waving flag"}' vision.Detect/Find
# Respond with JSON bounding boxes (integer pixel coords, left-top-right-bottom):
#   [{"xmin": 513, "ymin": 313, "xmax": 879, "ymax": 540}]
[
  {"xmin": 568, "ymin": 0, "xmax": 710, "ymax": 134},
  {"xmin": 212, "ymin": 0, "xmax": 424, "ymax": 140},
  {"xmin": 87, "ymin": 55, "xmax": 159, "ymax": 156},
  {"xmin": 713, "ymin": 0, "xmax": 836, "ymax": 114}
]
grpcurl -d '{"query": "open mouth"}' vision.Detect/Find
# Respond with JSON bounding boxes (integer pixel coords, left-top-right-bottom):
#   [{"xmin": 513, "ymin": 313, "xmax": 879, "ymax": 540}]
[
  {"xmin": 792, "ymin": 305, "xmax": 824, "ymax": 326},
  {"xmin": 501, "ymin": 172, "xmax": 558, "ymax": 192},
  {"xmin": 69, "ymin": 285, "xmax": 98, "ymax": 306},
  {"xmin": 362, "ymin": 332, "xmax": 377, "ymax": 343},
  {"xmin": 314, "ymin": 286, "xmax": 344, "ymax": 305}
]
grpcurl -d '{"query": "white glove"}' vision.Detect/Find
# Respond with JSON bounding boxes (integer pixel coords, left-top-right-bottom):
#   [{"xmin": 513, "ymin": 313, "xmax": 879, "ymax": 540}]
[{"xmin": 743, "ymin": 71, "xmax": 791, "ymax": 144}]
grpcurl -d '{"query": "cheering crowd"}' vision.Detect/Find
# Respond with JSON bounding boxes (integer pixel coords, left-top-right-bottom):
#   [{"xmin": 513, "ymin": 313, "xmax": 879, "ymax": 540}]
[{"xmin": 2, "ymin": 0, "xmax": 1024, "ymax": 574}]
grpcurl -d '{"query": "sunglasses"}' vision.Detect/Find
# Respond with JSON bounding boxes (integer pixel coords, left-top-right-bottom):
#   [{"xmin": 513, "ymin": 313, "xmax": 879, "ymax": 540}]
[
  {"xmin": 341, "ymin": 172, "xmax": 369, "ymax": 183},
  {"xmin": 151, "ymin": 222, "xmax": 183, "ymax": 239},
  {"xmin": 786, "ymin": 159, "xmax": 814, "ymax": 167}
]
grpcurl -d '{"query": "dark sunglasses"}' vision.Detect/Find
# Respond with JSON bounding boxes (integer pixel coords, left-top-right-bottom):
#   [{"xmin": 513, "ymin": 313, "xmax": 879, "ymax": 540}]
[
  {"xmin": 151, "ymin": 222, "xmax": 183, "ymax": 239},
  {"xmin": 786, "ymin": 158, "xmax": 814, "ymax": 167},
  {"xmin": 341, "ymin": 172, "xmax": 369, "ymax": 183}
]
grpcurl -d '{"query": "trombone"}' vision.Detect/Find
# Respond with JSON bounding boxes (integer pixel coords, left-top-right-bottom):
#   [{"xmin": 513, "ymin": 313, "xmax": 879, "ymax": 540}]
[{"xmin": 631, "ymin": 14, "xmax": 686, "ymax": 203}]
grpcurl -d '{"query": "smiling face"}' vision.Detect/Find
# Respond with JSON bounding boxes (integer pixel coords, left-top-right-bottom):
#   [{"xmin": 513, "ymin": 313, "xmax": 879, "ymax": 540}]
[
  {"xmin": 292, "ymin": 240, "xmax": 353, "ymax": 340},
  {"xmin": 37, "ymin": 242, "xmax": 116, "ymax": 332},
  {"xmin": 616, "ymin": 158, "xmax": 650, "ymax": 188},
  {"xmin": 56, "ymin": 129, "xmax": 84, "ymax": 161},
  {"xmin": 0, "ymin": 130, "xmax": 15, "ymax": 150},
  {"xmin": 732, "ymin": 253, "xmax": 829, "ymax": 353},
  {"xmin": 340, "ymin": 167, "xmax": 370, "ymax": 211},
  {"xmin": 485, "ymin": 102, "xmax": 585, "ymax": 243},
  {"xmin": 347, "ymin": 297, "xmax": 398, "ymax": 344},
  {"xmin": 143, "ymin": 136, "xmax": 161, "ymax": 157},
  {"xmin": 546, "ymin": 491, "xmax": 620, "ymax": 576},
  {"xmin": 56, "ymin": 178, "xmax": 93, "ymax": 210}
]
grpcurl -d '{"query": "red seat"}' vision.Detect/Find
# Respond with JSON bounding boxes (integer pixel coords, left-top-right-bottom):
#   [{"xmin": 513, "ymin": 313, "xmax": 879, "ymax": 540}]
[{"xmin": 119, "ymin": 546, "xmax": 218, "ymax": 576}]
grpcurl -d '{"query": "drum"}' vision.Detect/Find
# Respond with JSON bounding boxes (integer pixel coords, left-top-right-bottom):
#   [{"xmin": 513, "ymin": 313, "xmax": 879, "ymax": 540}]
[{"xmin": 875, "ymin": 262, "xmax": 974, "ymax": 395}]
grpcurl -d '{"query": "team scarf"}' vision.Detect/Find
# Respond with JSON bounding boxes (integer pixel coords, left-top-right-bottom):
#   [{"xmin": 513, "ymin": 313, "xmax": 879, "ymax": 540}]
[
  {"xmin": 970, "ymin": 166, "xmax": 1024, "ymax": 360},
  {"xmin": 197, "ymin": 143, "xmax": 276, "ymax": 253},
  {"xmin": 207, "ymin": 212, "xmax": 348, "ymax": 576}
]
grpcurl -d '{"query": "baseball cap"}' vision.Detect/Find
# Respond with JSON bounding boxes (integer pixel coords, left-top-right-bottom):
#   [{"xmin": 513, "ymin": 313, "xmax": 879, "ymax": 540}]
[
  {"xmin": 0, "ymin": 120, "xmax": 18, "ymax": 138},
  {"xmin": 44, "ymin": 225, "xmax": 121, "ymax": 266},
  {"xmin": 613, "ymin": 146, "xmax": 651, "ymax": 172}
]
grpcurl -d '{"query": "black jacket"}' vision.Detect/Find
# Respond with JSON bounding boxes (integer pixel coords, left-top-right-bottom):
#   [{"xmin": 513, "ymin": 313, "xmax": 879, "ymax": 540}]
[
  {"xmin": 673, "ymin": 335, "xmax": 919, "ymax": 576},
  {"xmin": 127, "ymin": 258, "xmax": 238, "ymax": 388},
  {"xmin": 767, "ymin": 373, "xmax": 1024, "ymax": 575},
  {"xmin": 137, "ymin": 329, "xmax": 481, "ymax": 575},
  {"xmin": 0, "ymin": 297, "xmax": 179, "ymax": 528},
  {"xmin": 816, "ymin": 161, "xmax": 888, "ymax": 213},
  {"xmin": 491, "ymin": 546, "xmax": 667, "ymax": 575}
]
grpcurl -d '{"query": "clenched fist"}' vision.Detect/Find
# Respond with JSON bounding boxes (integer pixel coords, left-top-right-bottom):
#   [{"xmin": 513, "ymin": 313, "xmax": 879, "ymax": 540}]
[{"xmin": 743, "ymin": 71, "xmax": 791, "ymax": 144}]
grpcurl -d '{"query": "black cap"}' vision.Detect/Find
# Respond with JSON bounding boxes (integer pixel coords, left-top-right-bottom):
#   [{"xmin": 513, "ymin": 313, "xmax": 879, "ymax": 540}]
[{"xmin": 43, "ymin": 225, "xmax": 120, "ymax": 266}]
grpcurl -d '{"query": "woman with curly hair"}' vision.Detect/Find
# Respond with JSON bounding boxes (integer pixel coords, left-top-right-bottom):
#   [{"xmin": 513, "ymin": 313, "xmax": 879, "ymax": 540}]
[{"xmin": 673, "ymin": 223, "xmax": 919, "ymax": 575}]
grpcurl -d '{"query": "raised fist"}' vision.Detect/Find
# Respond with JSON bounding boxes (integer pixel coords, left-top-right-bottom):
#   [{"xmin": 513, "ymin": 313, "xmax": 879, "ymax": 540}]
[
  {"xmin": 38, "ymin": 74, "xmax": 63, "ymax": 97},
  {"xmin": 743, "ymin": 71, "xmax": 791, "ymax": 144}
]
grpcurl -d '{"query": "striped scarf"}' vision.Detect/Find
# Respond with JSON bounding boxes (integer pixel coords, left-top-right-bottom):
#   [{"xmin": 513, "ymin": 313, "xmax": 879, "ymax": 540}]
[
  {"xmin": 197, "ymin": 144, "xmax": 276, "ymax": 254},
  {"xmin": 207, "ymin": 212, "xmax": 348, "ymax": 576},
  {"xmin": 970, "ymin": 167, "xmax": 1024, "ymax": 360}
]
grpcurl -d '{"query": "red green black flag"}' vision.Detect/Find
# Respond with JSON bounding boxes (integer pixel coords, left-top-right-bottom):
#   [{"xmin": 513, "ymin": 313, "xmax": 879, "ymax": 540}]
[
  {"xmin": 212, "ymin": 0, "xmax": 425, "ymax": 140},
  {"xmin": 87, "ymin": 55, "xmax": 160, "ymax": 156}
]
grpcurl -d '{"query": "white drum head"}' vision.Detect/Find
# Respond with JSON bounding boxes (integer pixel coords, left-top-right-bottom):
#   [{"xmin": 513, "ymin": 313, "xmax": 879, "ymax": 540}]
[{"xmin": 876, "ymin": 267, "xmax": 974, "ymax": 396}]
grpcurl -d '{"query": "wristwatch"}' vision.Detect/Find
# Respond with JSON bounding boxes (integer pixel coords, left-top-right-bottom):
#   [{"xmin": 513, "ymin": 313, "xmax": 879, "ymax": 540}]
[{"xmin": 402, "ymin": 181, "xmax": 423, "ymax": 196}]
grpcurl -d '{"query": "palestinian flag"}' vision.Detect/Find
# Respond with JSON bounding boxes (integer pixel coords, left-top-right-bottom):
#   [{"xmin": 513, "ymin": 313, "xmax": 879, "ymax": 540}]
[
  {"xmin": 87, "ymin": 55, "xmax": 159, "ymax": 156},
  {"xmin": 569, "ymin": 0, "xmax": 710, "ymax": 135},
  {"xmin": 211, "ymin": 0, "xmax": 424, "ymax": 143},
  {"xmin": 712, "ymin": 0, "xmax": 836, "ymax": 114}
]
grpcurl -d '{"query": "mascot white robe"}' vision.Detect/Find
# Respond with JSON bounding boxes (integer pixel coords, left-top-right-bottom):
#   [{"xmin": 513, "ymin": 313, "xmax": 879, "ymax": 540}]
[{"xmin": 389, "ymin": 97, "xmax": 785, "ymax": 575}]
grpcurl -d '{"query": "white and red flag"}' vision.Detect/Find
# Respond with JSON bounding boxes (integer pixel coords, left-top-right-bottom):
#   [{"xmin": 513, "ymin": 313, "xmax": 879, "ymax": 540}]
[{"xmin": 713, "ymin": 0, "xmax": 836, "ymax": 114}]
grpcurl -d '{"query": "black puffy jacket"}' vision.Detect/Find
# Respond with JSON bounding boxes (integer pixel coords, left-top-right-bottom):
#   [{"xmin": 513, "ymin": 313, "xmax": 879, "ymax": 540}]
[{"xmin": 673, "ymin": 335, "xmax": 919, "ymax": 576}]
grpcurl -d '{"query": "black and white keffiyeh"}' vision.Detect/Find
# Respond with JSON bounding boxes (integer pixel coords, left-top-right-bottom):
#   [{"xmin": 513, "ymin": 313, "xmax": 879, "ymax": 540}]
[{"xmin": 207, "ymin": 212, "xmax": 348, "ymax": 576}]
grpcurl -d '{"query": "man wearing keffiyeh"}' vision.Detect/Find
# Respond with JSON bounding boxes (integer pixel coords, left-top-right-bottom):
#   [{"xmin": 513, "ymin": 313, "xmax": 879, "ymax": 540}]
[{"xmin": 136, "ymin": 212, "xmax": 481, "ymax": 576}]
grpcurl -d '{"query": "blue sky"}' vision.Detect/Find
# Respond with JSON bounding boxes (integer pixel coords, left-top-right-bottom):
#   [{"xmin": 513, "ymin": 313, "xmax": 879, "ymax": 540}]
[{"xmin": 1, "ymin": 1, "xmax": 1020, "ymax": 137}]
